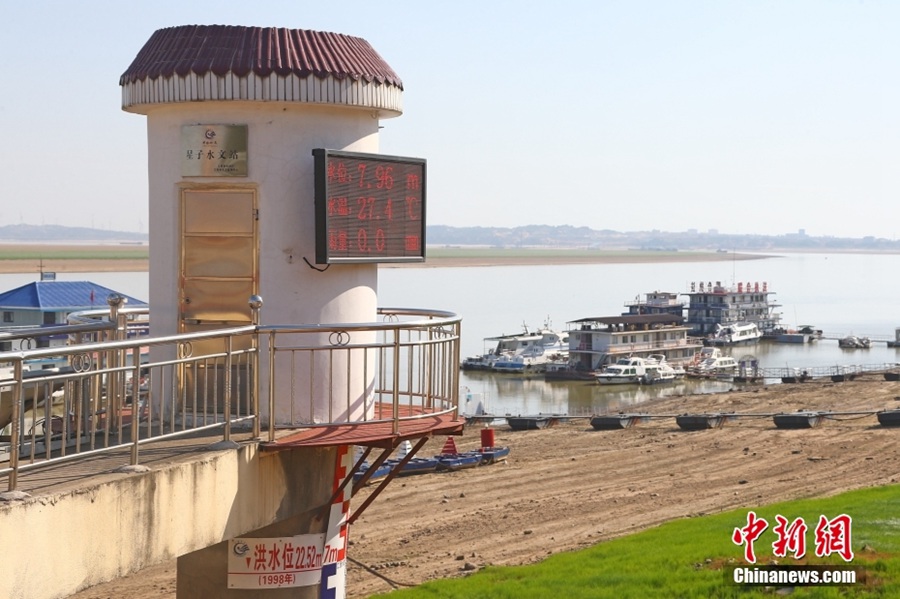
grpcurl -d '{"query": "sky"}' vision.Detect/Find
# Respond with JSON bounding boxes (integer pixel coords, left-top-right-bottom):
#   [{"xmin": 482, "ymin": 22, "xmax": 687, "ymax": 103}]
[{"xmin": 1, "ymin": 1, "xmax": 897, "ymax": 238}]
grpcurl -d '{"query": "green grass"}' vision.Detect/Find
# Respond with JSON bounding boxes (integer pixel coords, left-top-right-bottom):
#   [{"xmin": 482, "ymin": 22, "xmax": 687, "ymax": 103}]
[
  {"xmin": 0, "ymin": 246, "xmax": 148, "ymax": 261},
  {"xmin": 372, "ymin": 485, "xmax": 900, "ymax": 598}
]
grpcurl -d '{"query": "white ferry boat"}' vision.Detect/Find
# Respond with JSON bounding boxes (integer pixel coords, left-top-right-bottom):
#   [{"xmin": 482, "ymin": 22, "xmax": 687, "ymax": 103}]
[
  {"xmin": 706, "ymin": 322, "xmax": 761, "ymax": 346},
  {"xmin": 596, "ymin": 356, "xmax": 651, "ymax": 385}
]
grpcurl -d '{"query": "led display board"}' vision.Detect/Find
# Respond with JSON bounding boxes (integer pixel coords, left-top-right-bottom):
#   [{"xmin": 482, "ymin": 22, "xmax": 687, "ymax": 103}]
[{"xmin": 313, "ymin": 149, "xmax": 426, "ymax": 264}]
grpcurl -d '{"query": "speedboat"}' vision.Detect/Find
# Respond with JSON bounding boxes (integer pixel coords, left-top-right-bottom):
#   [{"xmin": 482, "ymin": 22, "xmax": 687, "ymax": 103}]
[
  {"xmin": 596, "ymin": 357, "xmax": 652, "ymax": 385},
  {"xmin": 641, "ymin": 357, "xmax": 680, "ymax": 384},
  {"xmin": 462, "ymin": 321, "xmax": 569, "ymax": 373},
  {"xmin": 687, "ymin": 347, "xmax": 738, "ymax": 378}
]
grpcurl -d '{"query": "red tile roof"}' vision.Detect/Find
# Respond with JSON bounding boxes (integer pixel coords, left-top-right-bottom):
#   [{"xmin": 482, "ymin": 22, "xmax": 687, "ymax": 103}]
[{"xmin": 120, "ymin": 25, "xmax": 403, "ymax": 89}]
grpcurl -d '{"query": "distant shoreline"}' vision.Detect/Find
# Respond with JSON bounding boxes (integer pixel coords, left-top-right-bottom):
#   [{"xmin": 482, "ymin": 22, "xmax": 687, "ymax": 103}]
[
  {"xmin": 0, "ymin": 244, "xmax": 779, "ymax": 274},
  {"xmin": 5, "ymin": 244, "xmax": 899, "ymax": 274}
]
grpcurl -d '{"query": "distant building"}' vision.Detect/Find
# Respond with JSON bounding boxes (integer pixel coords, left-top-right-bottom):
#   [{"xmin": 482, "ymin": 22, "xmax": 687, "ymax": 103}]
[
  {"xmin": 0, "ymin": 279, "xmax": 147, "ymax": 352},
  {"xmin": 566, "ymin": 313, "xmax": 702, "ymax": 371}
]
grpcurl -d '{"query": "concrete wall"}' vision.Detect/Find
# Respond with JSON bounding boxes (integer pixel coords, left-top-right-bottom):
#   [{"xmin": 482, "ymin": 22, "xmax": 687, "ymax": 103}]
[{"xmin": 0, "ymin": 443, "xmax": 337, "ymax": 599}]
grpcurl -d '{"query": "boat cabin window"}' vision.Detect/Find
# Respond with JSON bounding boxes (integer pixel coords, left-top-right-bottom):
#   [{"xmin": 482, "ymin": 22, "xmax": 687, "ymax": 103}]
[{"xmin": 2, "ymin": 311, "xmax": 12, "ymax": 323}]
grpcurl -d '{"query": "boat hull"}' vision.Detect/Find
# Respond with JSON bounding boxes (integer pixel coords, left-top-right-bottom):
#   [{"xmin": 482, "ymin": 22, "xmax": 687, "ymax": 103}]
[
  {"xmin": 590, "ymin": 414, "xmax": 649, "ymax": 430},
  {"xmin": 596, "ymin": 376, "xmax": 642, "ymax": 385},
  {"xmin": 507, "ymin": 416, "xmax": 557, "ymax": 430}
]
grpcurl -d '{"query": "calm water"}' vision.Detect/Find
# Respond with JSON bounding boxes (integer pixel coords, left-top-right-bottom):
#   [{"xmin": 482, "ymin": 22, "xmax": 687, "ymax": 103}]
[
  {"xmin": 379, "ymin": 252, "xmax": 900, "ymax": 415},
  {"xmin": 8, "ymin": 252, "xmax": 900, "ymax": 415}
]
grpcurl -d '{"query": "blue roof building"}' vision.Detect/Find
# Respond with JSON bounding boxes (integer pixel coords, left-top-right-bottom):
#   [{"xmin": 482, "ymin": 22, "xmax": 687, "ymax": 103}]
[{"xmin": 0, "ymin": 280, "xmax": 147, "ymax": 350}]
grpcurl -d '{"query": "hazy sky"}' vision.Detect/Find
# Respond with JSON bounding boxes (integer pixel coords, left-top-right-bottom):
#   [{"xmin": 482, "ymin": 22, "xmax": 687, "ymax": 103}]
[{"xmin": 2, "ymin": 1, "xmax": 897, "ymax": 238}]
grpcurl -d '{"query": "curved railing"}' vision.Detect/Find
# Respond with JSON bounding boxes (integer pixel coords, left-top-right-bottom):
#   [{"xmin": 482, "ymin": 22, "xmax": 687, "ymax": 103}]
[
  {"xmin": 0, "ymin": 305, "xmax": 461, "ymax": 494},
  {"xmin": 258, "ymin": 307, "xmax": 462, "ymax": 438}
]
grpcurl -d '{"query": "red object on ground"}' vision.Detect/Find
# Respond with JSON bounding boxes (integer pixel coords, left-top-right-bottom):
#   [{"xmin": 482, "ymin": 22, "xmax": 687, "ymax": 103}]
[
  {"xmin": 480, "ymin": 428, "xmax": 495, "ymax": 449},
  {"xmin": 440, "ymin": 437, "xmax": 459, "ymax": 455}
]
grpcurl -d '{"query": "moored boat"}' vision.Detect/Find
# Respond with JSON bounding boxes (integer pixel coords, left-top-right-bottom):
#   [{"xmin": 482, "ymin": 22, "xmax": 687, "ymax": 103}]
[
  {"xmin": 685, "ymin": 347, "xmax": 737, "ymax": 378},
  {"xmin": 839, "ymin": 335, "xmax": 871, "ymax": 349},
  {"xmin": 596, "ymin": 356, "xmax": 651, "ymax": 385},
  {"xmin": 461, "ymin": 321, "xmax": 568, "ymax": 373},
  {"xmin": 641, "ymin": 355, "xmax": 683, "ymax": 384},
  {"xmin": 706, "ymin": 322, "xmax": 761, "ymax": 346}
]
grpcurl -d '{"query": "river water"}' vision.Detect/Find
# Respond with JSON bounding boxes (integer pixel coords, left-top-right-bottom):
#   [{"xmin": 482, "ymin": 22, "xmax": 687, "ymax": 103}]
[{"xmin": 7, "ymin": 251, "xmax": 899, "ymax": 416}]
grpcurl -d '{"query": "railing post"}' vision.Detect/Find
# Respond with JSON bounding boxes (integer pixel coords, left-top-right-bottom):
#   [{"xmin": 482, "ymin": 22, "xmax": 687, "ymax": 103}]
[
  {"xmin": 224, "ymin": 335, "xmax": 233, "ymax": 443},
  {"xmin": 106, "ymin": 294, "xmax": 127, "ymax": 442},
  {"xmin": 453, "ymin": 321, "xmax": 461, "ymax": 420},
  {"xmin": 130, "ymin": 346, "xmax": 141, "ymax": 465},
  {"xmin": 268, "ymin": 330, "xmax": 276, "ymax": 442},
  {"xmin": 6, "ymin": 360, "xmax": 24, "ymax": 492},
  {"xmin": 249, "ymin": 295, "xmax": 263, "ymax": 440},
  {"xmin": 392, "ymin": 324, "xmax": 401, "ymax": 435}
]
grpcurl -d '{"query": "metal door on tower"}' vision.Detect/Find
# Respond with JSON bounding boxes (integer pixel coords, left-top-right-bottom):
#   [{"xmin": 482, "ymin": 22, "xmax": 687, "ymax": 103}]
[{"xmin": 180, "ymin": 189, "xmax": 258, "ymax": 345}]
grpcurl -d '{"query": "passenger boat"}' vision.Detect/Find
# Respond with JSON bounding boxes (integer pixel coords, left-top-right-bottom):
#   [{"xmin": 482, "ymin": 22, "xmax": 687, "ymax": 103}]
[
  {"xmin": 641, "ymin": 354, "xmax": 684, "ymax": 384},
  {"xmin": 596, "ymin": 357, "xmax": 651, "ymax": 385},
  {"xmin": 705, "ymin": 322, "xmax": 761, "ymax": 346},
  {"xmin": 683, "ymin": 280, "xmax": 782, "ymax": 339},
  {"xmin": 461, "ymin": 322, "xmax": 568, "ymax": 373},
  {"xmin": 686, "ymin": 347, "xmax": 738, "ymax": 378}
]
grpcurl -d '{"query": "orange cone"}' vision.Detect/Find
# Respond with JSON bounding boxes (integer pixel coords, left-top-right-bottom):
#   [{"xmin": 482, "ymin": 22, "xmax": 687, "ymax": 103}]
[{"xmin": 440, "ymin": 437, "xmax": 458, "ymax": 455}]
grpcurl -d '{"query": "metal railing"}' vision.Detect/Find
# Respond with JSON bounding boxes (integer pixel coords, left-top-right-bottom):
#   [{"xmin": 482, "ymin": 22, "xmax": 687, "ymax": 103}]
[{"xmin": 0, "ymin": 303, "xmax": 461, "ymax": 493}]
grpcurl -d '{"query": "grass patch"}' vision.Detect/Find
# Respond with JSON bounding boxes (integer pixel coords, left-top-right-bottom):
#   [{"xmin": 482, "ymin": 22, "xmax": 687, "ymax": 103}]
[
  {"xmin": 372, "ymin": 485, "xmax": 900, "ymax": 598},
  {"xmin": 0, "ymin": 244, "xmax": 148, "ymax": 261}
]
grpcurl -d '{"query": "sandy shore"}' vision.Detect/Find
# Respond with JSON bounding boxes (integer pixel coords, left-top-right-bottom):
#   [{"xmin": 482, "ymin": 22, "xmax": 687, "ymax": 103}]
[
  {"xmin": 69, "ymin": 374, "xmax": 900, "ymax": 598},
  {"xmin": 0, "ymin": 248, "xmax": 766, "ymax": 274}
]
